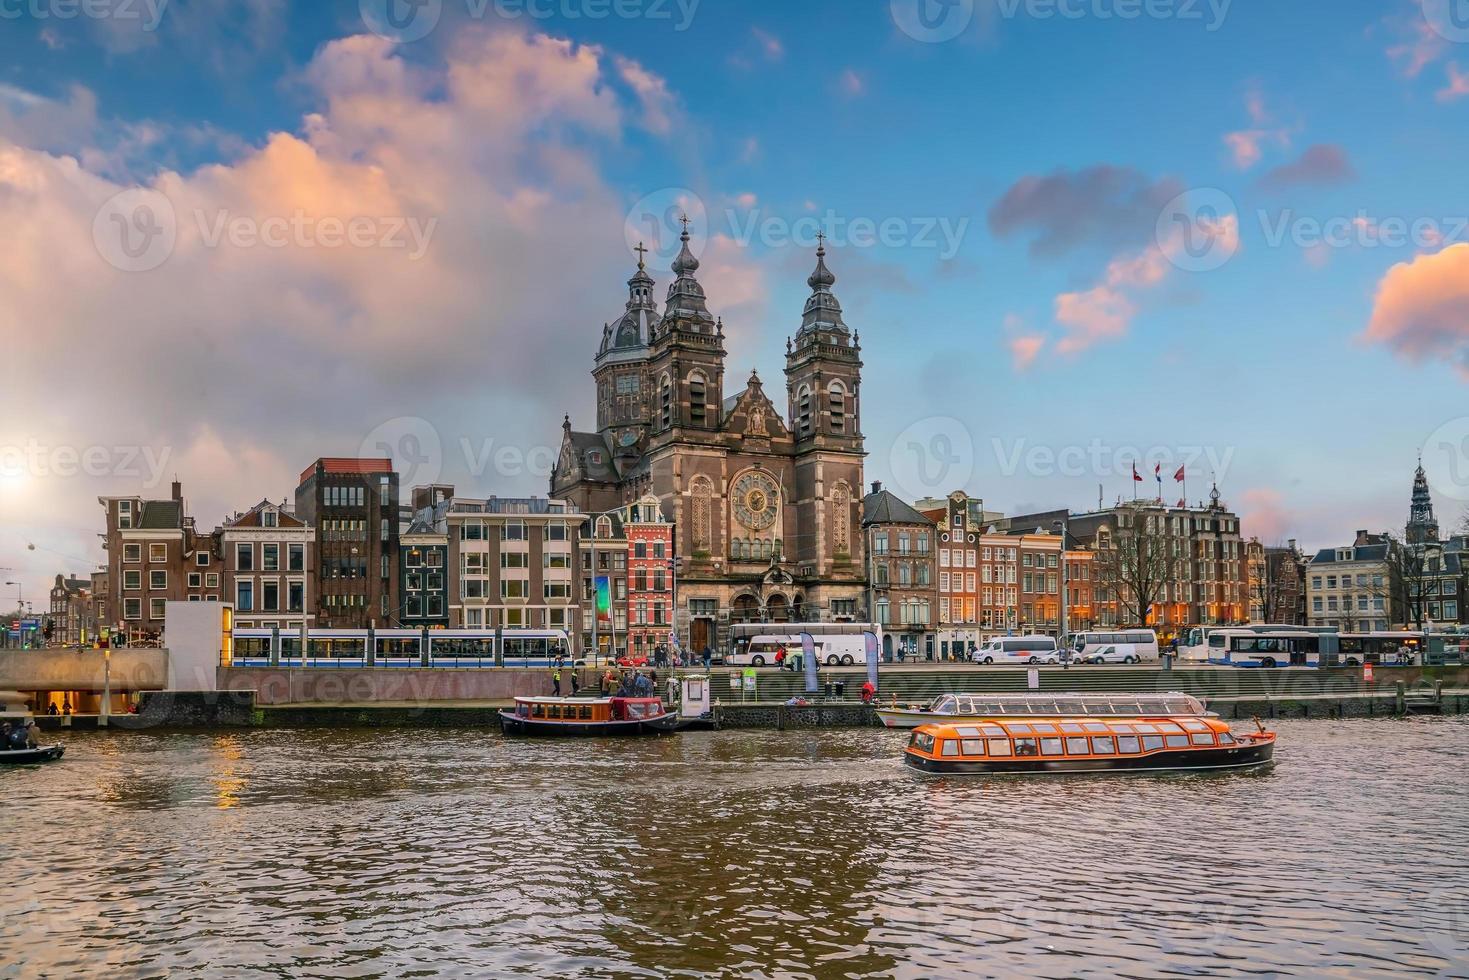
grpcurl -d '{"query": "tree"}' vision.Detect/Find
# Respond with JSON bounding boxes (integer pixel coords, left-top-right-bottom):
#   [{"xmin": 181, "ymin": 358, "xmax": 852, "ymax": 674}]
[{"xmin": 1093, "ymin": 508, "xmax": 1184, "ymax": 627}]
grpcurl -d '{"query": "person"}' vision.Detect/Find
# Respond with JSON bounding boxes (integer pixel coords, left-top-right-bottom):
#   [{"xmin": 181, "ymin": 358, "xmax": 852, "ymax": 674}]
[
  {"xmin": 602, "ymin": 667, "xmax": 617, "ymax": 696},
  {"xmin": 47, "ymin": 702, "xmax": 58, "ymax": 716},
  {"xmin": 62, "ymin": 698, "xmax": 72, "ymax": 716},
  {"xmin": 861, "ymin": 679, "xmax": 876, "ymax": 704},
  {"xmin": 775, "ymin": 647, "xmax": 786, "ymax": 669},
  {"xmin": 1060, "ymin": 646, "xmax": 1072, "ymax": 671},
  {"xmin": 702, "ymin": 645, "xmax": 712, "ymax": 670},
  {"xmin": 667, "ymin": 674, "xmax": 679, "ymax": 705},
  {"xmin": 1, "ymin": 722, "xmax": 10, "ymax": 749},
  {"xmin": 649, "ymin": 670, "xmax": 659, "ymax": 694},
  {"xmin": 551, "ymin": 668, "xmax": 562, "ymax": 697},
  {"xmin": 570, "ymin": 671, "xmax": 581, "ymax": 697},
  {"xmin": 7, "ymin": 723, "xmax": 26, "ymax": 750},
  {"xmin": 24, "ymin": 721, "xmax": 40, "ymax": 749}
]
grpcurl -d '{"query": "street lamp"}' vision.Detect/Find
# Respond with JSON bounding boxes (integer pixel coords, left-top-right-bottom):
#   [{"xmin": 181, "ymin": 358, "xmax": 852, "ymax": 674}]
[{"xmin": 1052, "ymin": 518, "xmax": 1069, "ymax": 642}]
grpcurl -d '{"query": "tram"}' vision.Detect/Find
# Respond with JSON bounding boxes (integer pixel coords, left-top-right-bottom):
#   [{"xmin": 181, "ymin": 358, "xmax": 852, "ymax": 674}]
[{"xmin": 228, "ymin": 628, "xmax": 576, "ymax": 668}]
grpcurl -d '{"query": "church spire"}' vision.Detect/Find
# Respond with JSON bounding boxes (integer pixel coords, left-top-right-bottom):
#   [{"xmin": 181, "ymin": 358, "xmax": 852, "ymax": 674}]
[
  {"xmin": 1408, "ymin": 456, "xmax": 1440, "ymax": 545},
  {"xmin": 598, "ymin": 242, "xmax": 658, "ymax": 359},
  {"xmin": 797, "ymin": 234, "xmax": 848, "ymax": 338},
  {"xmin": 659, "ymin": 213, "xmax": 716, "ymax": 333}
]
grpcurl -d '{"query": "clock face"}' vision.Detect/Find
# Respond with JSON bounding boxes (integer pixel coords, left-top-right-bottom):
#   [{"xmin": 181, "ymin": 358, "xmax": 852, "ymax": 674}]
[{"xmin": 733, "ymin": 472, "xmax": 779, "ymax": 531}]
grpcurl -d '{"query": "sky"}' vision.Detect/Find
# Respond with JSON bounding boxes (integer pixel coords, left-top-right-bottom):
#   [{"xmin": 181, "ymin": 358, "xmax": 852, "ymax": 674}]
[{"xmin": 2, "ymin": 0, "xmax": 1469, "ymax": 605}]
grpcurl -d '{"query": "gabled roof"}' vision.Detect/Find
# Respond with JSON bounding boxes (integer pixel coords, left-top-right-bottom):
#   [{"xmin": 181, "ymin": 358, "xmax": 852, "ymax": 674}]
[
  {"xmin": 137, "ymin": 499, "xmax": 183, "ymax": 529},
  {"xmin": 862, "ymin": 489, "xmax": 934, "ymax": 527},
  {"xmin": 223, "ymin": 500, "xmax": 306, "ymax": 529},
  {"xmin": 1309, "ymin": 544, "xmax": 1391, "ymax": 564}
]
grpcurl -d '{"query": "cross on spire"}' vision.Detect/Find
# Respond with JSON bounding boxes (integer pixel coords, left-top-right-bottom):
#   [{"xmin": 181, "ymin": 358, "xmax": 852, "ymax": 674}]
[
  {"xmin": 634, "ymin": 241, "xmax": 648, "ymax": 269},
  {"xmin": 679, "ymin": 213, "xmax": 691, "ymax": 235}
]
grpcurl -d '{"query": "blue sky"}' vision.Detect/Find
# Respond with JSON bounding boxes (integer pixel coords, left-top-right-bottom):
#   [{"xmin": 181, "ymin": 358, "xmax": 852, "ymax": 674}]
[{"xmin": 2, "ymin": 0, "xmax": 1469, "ymax": 596}]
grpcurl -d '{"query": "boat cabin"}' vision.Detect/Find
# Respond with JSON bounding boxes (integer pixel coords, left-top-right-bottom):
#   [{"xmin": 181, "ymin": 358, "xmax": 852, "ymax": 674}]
[
  {"xmin": 923, "ymin": 692, "xmax": 1206, "ymax": 718},
  {"xmin": 512, "ymin": 697, "xmax": 666, "ymax": 723},
  {"xmin": 910, "ymin": 715, "xmax": 1240, "ymax": 761}
]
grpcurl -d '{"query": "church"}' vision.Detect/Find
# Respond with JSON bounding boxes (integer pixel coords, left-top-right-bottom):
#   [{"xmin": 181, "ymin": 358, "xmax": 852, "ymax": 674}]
[{"xmin": 551, "ymin": 224, "xmax": 868, "ymax": 653}]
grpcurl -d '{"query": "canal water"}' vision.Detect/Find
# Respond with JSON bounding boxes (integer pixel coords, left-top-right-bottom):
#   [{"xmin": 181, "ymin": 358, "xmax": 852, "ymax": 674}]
[{"xmin": 3, "ymin": 718, "xmax": 1467, "ymax": 978}]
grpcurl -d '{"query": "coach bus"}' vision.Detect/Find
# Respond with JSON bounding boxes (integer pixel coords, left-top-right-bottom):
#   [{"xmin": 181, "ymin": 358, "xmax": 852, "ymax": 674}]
[{"xmin": 726, "ymin": 622, "xmax": 882, "ymax": 667}]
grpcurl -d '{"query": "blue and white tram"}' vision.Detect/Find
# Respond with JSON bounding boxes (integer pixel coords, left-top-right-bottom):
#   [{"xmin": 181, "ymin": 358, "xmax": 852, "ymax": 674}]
[{"xmin": 229, "ymin": 628, "xmax": 576, "ymax": 668}]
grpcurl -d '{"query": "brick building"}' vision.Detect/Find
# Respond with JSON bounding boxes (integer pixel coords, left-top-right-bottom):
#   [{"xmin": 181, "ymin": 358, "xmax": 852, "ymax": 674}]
[
  {"xmin": 295, "ymin": 458, "xmax": 400, "ymax": 628},
  {"xmin": 621, "ymin": 494, "xmax": 675, "ymax": 661},
  {"xmin": 401, "ymin": 485, "xmax": 453, "ymax": 629},
  {"xmin": 862, "ymin": 482, "xmax": 937, "ymax": 660},
  {"xmin": 218, "ymin": 499, "xmax": 315, "ymax": 631},
  {"xmin": 47, "ymin": 573, "xmax": 96, "ymax": 646},
  {"xmin": 99, "ymin": 480, "xmax": 211, "ymax": 642}
]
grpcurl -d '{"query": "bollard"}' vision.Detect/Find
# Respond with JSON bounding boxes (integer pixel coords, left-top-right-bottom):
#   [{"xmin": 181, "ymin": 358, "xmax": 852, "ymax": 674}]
[{"xmin": 1395, "ymin": 681, "xmax": 1406, "ymax": 715}]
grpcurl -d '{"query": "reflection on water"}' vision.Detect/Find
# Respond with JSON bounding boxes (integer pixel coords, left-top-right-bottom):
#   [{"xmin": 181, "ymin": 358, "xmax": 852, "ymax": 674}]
[{"xmin": 3, "ymin": 719, "xmax": 1468, "ymax": 976}]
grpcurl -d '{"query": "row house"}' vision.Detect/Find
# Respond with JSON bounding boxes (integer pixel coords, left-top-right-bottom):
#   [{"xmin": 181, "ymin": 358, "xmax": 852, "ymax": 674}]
[
  {"xmin": 917, "ymin": 491, "xmax": 1009, "ymax": 658},
  {"xmin": 445, "ymin": 496, "xmax": 584, "ymax": 633},
  {"xmin": 47, "ymin": 573, "xmax": 97, "ymax": 646},
  {"xmin": 217, "ymin": 500, "xmax": 315, "ymax": 631},
  {"xmin": 1063, "ymin": 549, "xmax": 1097, "ymax": 631},
  {"xmin": 621, "ymin": 495, "xmax": 675, "ymax": 660},
  {"xmin": 1306, "ymin": 532, "xmax": 1394, "ymax": 631},
  {"xmin": 98, "ymin": 479, "xmax": 212, "ymax": 640},
  {"xmin": 295, "ymin": 458, "xmax": 400, "ymax": 628},
  {"xmin": 862, "ymin": 482, "xmax": 937, "ymax": 660},
  {"xmin": 1005, "ymin": 525, "xmax": 1064, "ymax": 635},
  {"xmin": 1247, "ymin": 538, "xmax": 1309, "ymax": 624},
  {"xmin": 400, "ymin": 485, "xmax": 454, "ymax": 629},
  {"xmin": 578, "ymin": 507, "xmax": 628, "ymax": 659}
]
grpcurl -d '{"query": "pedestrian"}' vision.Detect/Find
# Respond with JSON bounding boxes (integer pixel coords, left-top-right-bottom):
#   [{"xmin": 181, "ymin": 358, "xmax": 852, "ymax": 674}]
[
  {"xmin": 861, "ymin": 679, "xmax": 876, "ymax": 704},
  {"xmin": 571, "ymin": 671, "xmax": 581, "ymax": 697},
  {"xmin": 650, "ymin": 670, "xmax": 659, "ymax": 693},
  {"xmin": 62, "ymin": 698, "xmax": 72, "ymax": 716},
  {"xmin": 551, "ymin": 668, "xmax": 562, "ymax": 697},
  {"xmin": 46, "ymin": 702, "xmax": 58, "ymax": 716},
  {"xmin": 667, "ymin": 673, "xmax": 679, "ymax": 706},
  {"xmin": 702, "ymin": 645, "xmax": 712, "ymax": 670},
  {"xmin": 7, "ymin": 723, "xmax": 25, "ymax": 749}
]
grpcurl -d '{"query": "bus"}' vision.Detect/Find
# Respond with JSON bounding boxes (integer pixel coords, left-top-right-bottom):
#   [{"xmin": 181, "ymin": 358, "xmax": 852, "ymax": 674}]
[
  {"xmin": 726, "ymin": 622, "xmax": 882, "ymax": 667},
  {"xmin": 1324, "ymin": 631, "xmax": 1423, "ymax": 667},
  {"xmin": 1065, "ymin": 629, "xmax": 1160, "ymax": 665},
  {"xmin": 1213, "ymin": 629, "xmax": 1336, "ymax": 668},
  {"xmin": 229, "ymin": 628, "xmax": 575, "ymax": 668},
  {"xmin": 1179, "ymin": 624, "xmax": 1338, "ymax": 662}
]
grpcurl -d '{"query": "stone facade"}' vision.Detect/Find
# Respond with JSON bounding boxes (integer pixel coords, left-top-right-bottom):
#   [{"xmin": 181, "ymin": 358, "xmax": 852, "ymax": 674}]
[{"xmin": 553, "ymin": 232, "xmax": 866, "ymax": 654}]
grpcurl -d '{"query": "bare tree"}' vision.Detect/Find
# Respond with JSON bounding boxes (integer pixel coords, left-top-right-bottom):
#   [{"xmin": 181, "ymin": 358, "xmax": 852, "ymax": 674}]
[{"xmin": 1093, "ymin": 509, "xmax": 1183, "ymax": 627}]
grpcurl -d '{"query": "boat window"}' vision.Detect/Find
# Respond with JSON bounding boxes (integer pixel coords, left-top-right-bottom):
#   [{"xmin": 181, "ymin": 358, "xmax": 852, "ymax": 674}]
[
  {"xmin": 1082, "ymin": 722, "xmax": 1110, "ymax": 733},
  {"xmin": 1219, "ymin": 732, "xmax": 1236, "ymax": 745},
  {"xmin": 1009, "ymin": 724, "xmax": 1033, "ymax": 734},
  {"xmin": 955, "ymin": 726, "xmax": 982, "ymax": 738},
  {"xmin": 531, "ymin": 704, "xmax": 545, "ymax": 718},
  {"xmin": 1059, "ymin": 722, "xmax": 1085, "ymax": 734},
  {"xmin": 960, "ymin": 738, "xmax": 985, "ymax": 756},
  {"xmin": 933, "ymin": 696, "xmax": 955, "ymax": 713},
  {"xmin": 1091, "ymin": 736, "xmax": 1116, "ymax": 754},
  {"xmin": 940, "ymin": 739, "xmax": 960, "ymax": 757},
  {"xmin": 1014, "ymin": 738, "xmax": 1039, "ymax": 757},
  {"xmin": 1110, "ymin": 723, "xmax": 1136, "ymax": 733},
  {"xmin": 1040, "ymin": 737, "xmax": 1064, "ymax": 756},
  {"xmin": 980, "ymin": 725, "xmax": 1007, "ymax": 738},
  {"xmin": 1133, "ymin": 723, "xmax": 1159, "ymax": 733},
  {"xmin": 1056, "ymin": 701, "xmax": 1085, "ymax": 715},
  {"xmin": 518, "ymin": 704, "xmax": 530, "ymax": 718},
  {"xmin": 1030, "ymin": 723, "xmax": 1057, "ymax": 734},
  {"xmin": 977, "ymin": 702, "xmax": 1005, "ymax": 715},
  {"xmin": 549, "ymin": 705, "xmax": 563, "ymax": 719},
  {"xmin": 1034, "ymin": 701, "xmax": 1062, "ymax": 715},
  {"xmin": 580, "ymin": 706, "xmax": 593, "ymax": 720},
  {"xmin": 1191, "ymin": 733, "xmax": 1215, "ymax": 746},
  {"xmin": 957, "ymin": 699, "xmax": 975, "ymax": 714},
  {"xmin": 1065, "ymin": 737, "xmax": 1090, "ymax": 755},
  {"xmin": 911, "ymin": 733, "xmax": 935, "ymax": 752},
  {"xmin": 1117, "ymin": 736, "xmax": 1141, "ymax": 754},
  {"xmin": 1180, "ymin": 719, "xmax": 1209, "ymax": 732},
  {"xmin": 1110, "ymin": 702, "xmax": 1143, "ymax": 715},
  {"xmin": 1165, "ymin": 735, "xmax": 1190, "ymax": 749},
  {"xmin": 987, "ymin": 739, "xmax": 1013, "ymax": 756},
  {"xmin": 1142, "ymin": 735, "xmax": 1165, "ymax": 751},
  {"xmin": 1165, "ymin": 701, "xmax": 1195, "ymax": 714},
  {"xmin": 1155, "ymin": 723, "xmax": 1183, "ymax": 734}
]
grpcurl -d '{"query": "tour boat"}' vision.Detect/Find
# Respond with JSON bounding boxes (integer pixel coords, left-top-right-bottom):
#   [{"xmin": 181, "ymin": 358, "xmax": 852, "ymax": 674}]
[
  {"xmin": 0, "ymin": 744, "xmax": 65, "ymax": 765},
  {"xmin": 903, "ymin": 714, "xmax": 1274, "ymax": 775},
  {"xmin": 498, "ymin": 696, "xmax": 682, "ymax": 736},
  {"xmin": 875, "ymin": 691, "xmax": 1210, "ymax": 729}
]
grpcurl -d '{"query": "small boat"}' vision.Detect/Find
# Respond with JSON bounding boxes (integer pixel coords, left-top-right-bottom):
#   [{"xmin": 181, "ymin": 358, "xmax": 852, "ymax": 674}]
[
  {"xmin": 875, "ymin": 691, "xmax": 1210, "ymax": 729},
  {"xmin": 499, "ymin": 696, "xmax": 682, "ymax": 736},
  {"xmin": 0, "ymin": 744, "xmax": 65, "ymax": 765},
  {"xmin": 903, "ymin": 715, "xmax": 1274, "ymax": 775}
]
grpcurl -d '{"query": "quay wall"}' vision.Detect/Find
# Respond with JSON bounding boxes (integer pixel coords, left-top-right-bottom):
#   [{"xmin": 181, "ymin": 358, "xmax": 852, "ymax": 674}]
[
  {"xmin": 0, "ymin": 649, "xmax": 169, "ymax": 691},
  {"xmin": 31, "ymin": 690, "xmax": 257, "ymax": 730},
  {"xmin": 220, "ymin": 666, "xmax": 584, "ymax": 705}
]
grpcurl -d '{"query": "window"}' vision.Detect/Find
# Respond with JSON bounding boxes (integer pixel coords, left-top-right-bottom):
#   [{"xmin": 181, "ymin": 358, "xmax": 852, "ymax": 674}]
[
  {"xmin": 236, "ymin": 544, "xmax": 253, "ymax": 571},
  {"xmin": 502, "ymin": 521, "xmax": 527, "ymax": 542},
  {"xmin": 502, "ymin": 552, "xmax": 529, "ymax": 569},
  {"xmin": 149, "ymin": 599, "xmax": 166, "ymax": 619},
  {"xmin": 1065, "ymin": 736, "xmax": 1090, "ymax": 754},
  {"xmin": 149, "ymin": 543, "xmax": 167, "ymax": 563},
  {"xmin": 828, "ymin": 380, "xmax": 846, "ymax": 434},
  {"xmin": 123, "ymin": 570, "xmax": 141, "ymax": 590},
  {"xmin": 797, "ymin": 384, "xmax": 812, "ymax": 438},
  {"xmin": 659, "ymin": 374, "xmax": 672, "ymax": 429},
  {"xmin": 206, "ymin": 573, "xmax": 219, "ymax": 588},
  {"xmin": 124, "ymin": 543, "xmax": 142, "ymax": 563},
  {"xmin": 263, "ymin": 510, "xmax": 278, "ymax": 528},
  {"xmin": 149, "ymin": 570, "xmax": 167, "ymax": 591},
  {"xmin": 688, "ymin": 372, "xmax": 707, "ymax": 426},
  {"xmin": 288, "ymin": 543, "xmax": 304, "ymax": 572},
  {"xmin": 288, "ymin": 581, "xmax": 304, "ymax": 612},
  {"xmin": 262, "ymin": 544, "xmax": 279, "ymax": 572},
  {"xmin": 501, "ymin": 581, "xmax": 528, "ymax": 599},
  {"xmin": 986, "ymin": 739, "xmax": 1012, "ymax": 756},
  {"xmin": 188, "ymin": 572, "xmax": 202, "ymax": 589},
  {"xmin": 237, "ymin": 581, "xmax": 254, "ymax": 611},
  {"xmin": 196, "ymin": 552, "xmax": 210, "ymax": 567},
  {"xmin": 124, "ymin": 597, "xmax": 142, "ymax": 620},
  {"xmin": 262, "ymin": 581, "xmax": 279, "ymax": 611},
  {"xmin": 118, "ymin": 500, "xmax": 133, "ymax": 529}
]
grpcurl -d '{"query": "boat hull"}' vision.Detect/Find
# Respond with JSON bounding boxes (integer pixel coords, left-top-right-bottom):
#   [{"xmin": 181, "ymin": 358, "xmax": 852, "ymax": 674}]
[
  {"xmin": 905, "ymin": 740, "xmax": 1273, "ymax": 776},
  {"xmin": 497, "ymin": 711, "xmax": 682, "ymax": 737},
  {"xmin": 0, "ymin": 745, "xmax": 65, "ymax": 765}
]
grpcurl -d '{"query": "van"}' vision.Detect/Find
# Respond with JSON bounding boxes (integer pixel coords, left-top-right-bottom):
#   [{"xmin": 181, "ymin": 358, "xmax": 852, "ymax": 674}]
[{"xmin": 969, "ymin": 635, "xmax": 1060, "ymax": 665}]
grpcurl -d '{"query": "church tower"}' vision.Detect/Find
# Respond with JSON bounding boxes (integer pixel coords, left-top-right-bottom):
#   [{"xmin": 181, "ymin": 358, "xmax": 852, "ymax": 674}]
[
  {"xmin": 1407, "ymin": 457, "xmax": 1440, "ymax": 546},
  {"xmin": 593, "ymin": 244, "xmax": 658, "ymax": 462},
  {"xmin": 785, "ymin": 239, "xmax": 864, "ymax": 574},
  {"xmin": 647, "ymin": 219, "xmax": 726, "ymax": 443}
]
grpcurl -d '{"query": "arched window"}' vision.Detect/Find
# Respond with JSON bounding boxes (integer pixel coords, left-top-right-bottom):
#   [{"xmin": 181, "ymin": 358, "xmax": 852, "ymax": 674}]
[
  {"xmin": 796, "ymin": 385, "xmax": 812, "ymax": 439},
  {"xmin": 659, "ymin": 374, "xmax": 673, "ymax": 430},
  {"xmin": 688, "ymin": 371, "xmax": 707, "ymax": 427},
  {"xmin": 828, "ymin": 381, "xmax": 846, "ymax": 434},
  {"xmin": 596, "ymin": 516, "xmax": 612, "ymax": 539},
  {"xmin": 831, "ymin": 482, "xmax": 851, "ymax": 554},
  {"xmin": 689, "ymin": 475, "xmax": 713, "ymax": 552}
]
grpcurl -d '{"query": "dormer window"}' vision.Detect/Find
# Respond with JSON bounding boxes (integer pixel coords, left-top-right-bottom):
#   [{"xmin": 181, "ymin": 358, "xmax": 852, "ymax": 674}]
[
  {"xmin": 263, "ymin": 509, "xmax": 278, "ymax": 528},
  {"xmin": 587, "ymin": 451, "xmax": 602, "ymax": 466}
]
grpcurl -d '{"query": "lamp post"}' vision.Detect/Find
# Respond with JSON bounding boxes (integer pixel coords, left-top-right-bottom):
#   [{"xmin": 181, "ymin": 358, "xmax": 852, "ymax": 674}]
[{"xmin": 1052, "ymin": 519, "xmax": 1069, "ymax": 642}]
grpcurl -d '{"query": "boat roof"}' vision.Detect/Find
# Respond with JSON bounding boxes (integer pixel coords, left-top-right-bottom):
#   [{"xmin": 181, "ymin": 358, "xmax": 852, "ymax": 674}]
[
  {"xmin": 917, "ymin": 715, "xmax": 1234, "ymax": 738},
  {"xmin": 512, "ymin": 696, "xmax": 659, "ymax": 705},
  {"xmin": 925, "ymin": 692, "xmax": 1206, "ymax": 715}
]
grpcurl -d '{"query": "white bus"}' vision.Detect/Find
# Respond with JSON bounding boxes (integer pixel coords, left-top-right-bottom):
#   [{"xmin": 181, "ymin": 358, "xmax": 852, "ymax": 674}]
[
  {"xmin": 1180, "ymin": 624, "xmax": 1337, "ymax": 662},
  {"xmin": 726, "ymin": 622, "xmax": 881, "ymax": 667},
  {"xmin": 1066, "ymin": 629, "xmax": 1160, "ymax": 665},
  {"xmin": 1214, "ymin": 630, "xmax": 1330, "ymax": 668},
  {"xmin": 969, "ymin": 635, "xmax": 1060, "ymax": 665}
]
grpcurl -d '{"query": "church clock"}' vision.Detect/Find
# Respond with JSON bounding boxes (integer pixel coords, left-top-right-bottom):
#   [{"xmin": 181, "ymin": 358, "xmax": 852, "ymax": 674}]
[{"xmin": 732, "ymin": 472, "xmax": 779, "ymax": 531}]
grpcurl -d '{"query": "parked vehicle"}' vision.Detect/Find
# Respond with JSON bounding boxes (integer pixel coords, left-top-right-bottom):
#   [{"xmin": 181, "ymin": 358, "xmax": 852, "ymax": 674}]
[
  {"xmin": 1066, "ymin": 629, "xmax": 1159, "ymax": 664},
  {"xmin": 969, "ymin": 635, "xmax": 1059, "ymax": 665}
]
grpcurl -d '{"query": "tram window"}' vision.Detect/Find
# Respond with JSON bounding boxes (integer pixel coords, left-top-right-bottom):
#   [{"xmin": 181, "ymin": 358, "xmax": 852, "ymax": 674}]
[
  {"xmin": 1165, "ymin": 735, "xmax": 1189, "ymax": 749},
  {"xmin": 1117, "ymin": 736, "xmax": 1141, "ymax": 754},
  {"xmin": 1059, "ymin": 722, "xmax": 1085, "ymax": 734},
  {"xmin": 940, "ymin": 740, "xmax": 960, "ymax": 757},
  {"xmin": 1142, "ymin": 735, "xmax": 1165, "ymax": 751},
  {"xmin": 1065, "ymin": 737, "xmax": 1090, "ymax": 755},
  {"xmin": 1014, "ymin": 738, "xmax": 1039, "ymax": 757},
  {"xmin": 1219, "ymin": 732, "xmax": 1235, "ymax": 745},
  {"xmin": 960, "ymin": 738, "xmax": 985, "ymax": 756},
  {"xmin": 1091, "ymin": 736, "xmax": 1116, "ymax": 754},
  {"xmin": 280, "ymin": 638, "xmax": 301, "ymax": 659},
  {"xmin": 1040, "ymin": 738, "xmax": 1064, "ymax": 756},
  {"xmin": 1191, "ymin": 733, "xmax": 1216, "ymax": 746},
  {"xmin": 987, "ymin": 739, "xmax": 1013, "ymax": 756}
]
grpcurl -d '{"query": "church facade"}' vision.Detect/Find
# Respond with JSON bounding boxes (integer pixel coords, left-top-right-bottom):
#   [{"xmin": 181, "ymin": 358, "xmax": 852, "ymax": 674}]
[{"xmin": 551, "ymin": 227, "xmax": 867, "ymax": 653}]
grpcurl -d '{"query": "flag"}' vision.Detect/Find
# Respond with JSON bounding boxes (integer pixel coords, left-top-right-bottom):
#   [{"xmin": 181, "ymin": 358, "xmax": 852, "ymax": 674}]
[
  {"xmin": 1173, "ymin": 465, "xmax": 1186, "ymax": 482},
  {"xmin": 1154, "ymin": 462, "xmax": 1162, "ymax": 483},
  {"xmin": 1132, "ymin": 462, "xmax": 1143, "ymax": 482}
]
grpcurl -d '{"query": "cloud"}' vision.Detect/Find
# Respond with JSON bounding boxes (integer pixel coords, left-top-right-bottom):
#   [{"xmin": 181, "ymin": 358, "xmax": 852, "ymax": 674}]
[
  {"xmin": 1239, "ymin": 487, "xmax": 1293, "ymax": 542},
  {"xmin": 838, "ymin": 69, "xmax": 864, "ymax": 97},
  {"xmin": 1007, "ymin": 333, "xmax": 1046, "ymax": 371},
  {"xmin": 1223, "ymin": 88, "xmax": 1291, "ymax": 170},
  {"xmin": 1256, "ymin": 144, "xmax": 1356, "ymax": 191},
  {"xmin": 0, "ymin": 27, "xmax": 771, "ymax": 595},
  {"xmin": 1439, "ymin": 63, "xmax": 1469, "ymax": 102},
  {"xmin": 1386, "ymin": 16, "xmax": 1448, "ymax": 78},
  {"xmin": 988, "ymin": 165, "xmax": 1184, "ymax": 258},
  {"xmin": 613, "ymin": 55, "xmax": 679, "ymax": 136},
  {"xmin": 1364, "ymin": 242, "xmax": 1469, "ymax": 378},
  {"xmin": 750, "ymin": 27, "xmax": 784, "ymax": 61}
]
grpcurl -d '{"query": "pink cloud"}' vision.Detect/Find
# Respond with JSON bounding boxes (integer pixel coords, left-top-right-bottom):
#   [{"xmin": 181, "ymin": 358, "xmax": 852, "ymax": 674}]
[
  {"xmin": 1364, "ymin": 242, "xmax": 1469, "ymax": 378},
  {"xmin": 838, "ymin": 69, "xmax": 864, "ymax": 97},
  {"xmin": 751, "ymin": 27, "xmax": 784, "ymax": 61},
  {"xmin": 1388, "ymin": 17, "xmax": 1447, "ymax": 78},
  {"xmin": 1303, "ymin": 241, "xmax": 1331, "ymax": 269},
  {"xmin": 1007, "ymin": 333, "xmax": 1047, "ymax": 371},
  {"xmin": 1054, "ymin": 285, "xmax": 1136, "ymax": 354},
  {"xmin": 1438, "ymin": 63, "xmax": 1469, "ymax": 102},
  {"xmin": 613, "ymin": 55, "xmax": 678, "ymax": 135},
  {"xmin": 1239, "ymin": 488, "xmax": 1293, "ymax": 542}
]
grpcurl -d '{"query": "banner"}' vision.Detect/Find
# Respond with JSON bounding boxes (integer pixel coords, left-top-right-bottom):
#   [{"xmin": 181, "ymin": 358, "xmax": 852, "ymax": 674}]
[{"xmin": 595, "ymin": 575, "xmax": 612, "ymax": 625}]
